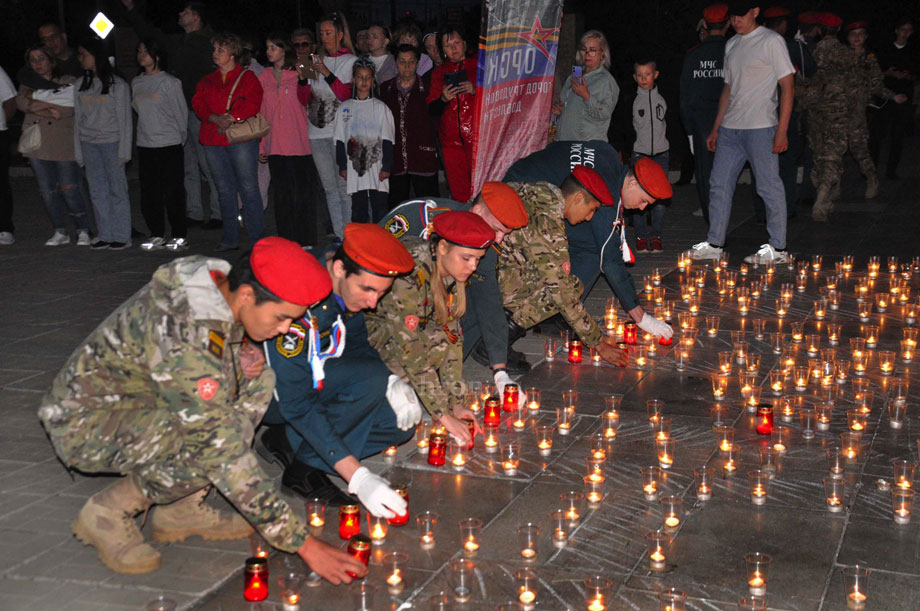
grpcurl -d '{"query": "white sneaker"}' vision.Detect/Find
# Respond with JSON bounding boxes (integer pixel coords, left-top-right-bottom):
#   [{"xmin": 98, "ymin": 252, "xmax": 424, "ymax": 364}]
[
  {"xmin": 141, "ymin": 237, "xmax": 166, "ymax": 251},
  {"xmin": 165, "ymin": 237, "xmax": 188, "ymax": 251},
  {"xmin": 744, "ymin": 244, "xmax": 789, "ymax": 265},
  {"xmin": 45, "ymin": 230, "xmax": 71, "ymax": 246},
  {"xmin": 0, "ymin": 231, "xmax": 14, "ymax": 245},
  {"xmin": 692, "ymin": 208, "xmax": 704, "ymax": 217},
  {"xmin": 76, "ymin": 230, "xmax": 91, "ymax": 246},
  {"xmin": 689, "ymin": 241, "xmax": 723, "ymax": 260}
]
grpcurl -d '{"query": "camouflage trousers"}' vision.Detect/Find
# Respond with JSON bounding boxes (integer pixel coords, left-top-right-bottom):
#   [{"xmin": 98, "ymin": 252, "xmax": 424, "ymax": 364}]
[
  {"xmin": 44, "ymin": 375, "xmax": 274, "ymax": 505},
  {"xmin": 809, "ymin": 111, "xmax": 876, "ymax": 190},
  {"xmin": 503, "ymin": 273, "xmax": 586, "ymax": 330}
]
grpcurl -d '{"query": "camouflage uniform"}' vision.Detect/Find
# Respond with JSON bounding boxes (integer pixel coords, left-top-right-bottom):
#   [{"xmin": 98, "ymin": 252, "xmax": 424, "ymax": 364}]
[
  {"xmin": 38, "ymin": 256, "xmax": 308, "ymax": 553},
  {"xmin": 802, "ymin": 38, "xmax": 873, "ymax": 195},
  {"xmin": 366, "ymin": 237, "xmax": 465, "ymax": 418},
  {"xmin": 498, "ymin": 182, "xmax": 603, "ymax": 348}
]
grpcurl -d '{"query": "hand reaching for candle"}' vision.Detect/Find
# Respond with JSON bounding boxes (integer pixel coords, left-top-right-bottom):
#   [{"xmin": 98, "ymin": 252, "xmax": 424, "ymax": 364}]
[
  {"xmin": 595, "ymin": 340, "xmax": 628, "ymax": 367},
  {"xmin": 298, "ymin": 536, "xmax": 366, "ymax": 585},
  {"xmin": 438, "ymin": 412, "xmax": 472, "ymax": 446},
  {"xmin": 493, "ymin": 370, "xmax": 525, "ymax": 408},
  {"xmin": 637, "ymin": 312, "xmax": 673, "ymax": 339},
  {"xmin": 347, "ymin": 466, "xmax": 407, "ymax": 519},
  {"xmin": 239, "ymin": 341, "xmax": 266, "ymax": 379}
]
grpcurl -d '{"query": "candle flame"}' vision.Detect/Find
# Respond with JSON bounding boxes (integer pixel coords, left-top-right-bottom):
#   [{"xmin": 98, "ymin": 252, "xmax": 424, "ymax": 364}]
[{"xmin": 650, "ymin": 548, "xmax": 665, "ymax": 562}]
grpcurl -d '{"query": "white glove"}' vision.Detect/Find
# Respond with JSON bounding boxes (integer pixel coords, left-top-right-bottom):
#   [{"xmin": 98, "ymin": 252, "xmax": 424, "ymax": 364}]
[
  {"xmin": 638, "ymin": 313, "xmax": 673, "ymax": 339},
  {"xmin": 347, "ymin": 466, "xmax": 407, "ymax": 519},
  {"xmin": 386, "ymin": 375, "xmax": 423, "ymax": 431},
  {"xmin": 493, "ymin": 370, "xmax": 526, "ymax": 408}
]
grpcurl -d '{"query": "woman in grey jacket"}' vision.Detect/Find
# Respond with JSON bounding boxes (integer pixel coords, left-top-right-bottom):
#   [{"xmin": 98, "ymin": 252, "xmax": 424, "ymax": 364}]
[
  {"xmin": 553, "ymin": 30, "xmax": 619, "ymax": 142},
  {"xmin": 74, "ymin": 38, "xmax": 133, "ymax": 250}
]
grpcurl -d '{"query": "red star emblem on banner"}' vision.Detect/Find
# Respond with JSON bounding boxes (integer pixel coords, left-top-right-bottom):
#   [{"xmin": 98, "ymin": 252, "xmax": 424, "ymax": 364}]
[{"xmin": 517, "ymin": 16, "xmax": 557, "ymax": 61}]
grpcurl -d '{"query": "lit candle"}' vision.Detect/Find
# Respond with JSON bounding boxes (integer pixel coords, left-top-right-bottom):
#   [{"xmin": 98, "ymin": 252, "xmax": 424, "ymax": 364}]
[
  {"xmin": 385, "ymin": 569, "xmax": 404, "ymax": 595},
  {"xmin": 483, "ymin": 396, "xmax": 501, "ymax": 427},
  {"xmin": 568, "ymin": 340, "xmax": 583, "ymax": 363},
  {"xmin": 243, "ymin": 557, "xmax": 269, "ymax": 602},
  {"xmin": 427, "ymin": 431, "xmax": 447, "ymax": 466},
  {"xmin": 848, "ymin": 589, "xmax": 868, "ymax": 610},
  {"xmin": 464, "ymin": 538, "xmax": 479, "ymax": 555},
  {"xmin": 339, "ymin": 504, "xmax": 361, "ymax": 540},
  {"xmin": 346, "ymin": 535, "xmax": 371, "ymax": 578},
  {"xmin": 309, "ymin": 512, "xmax": 324, "ymax": 528},
  {"xmin": 368, "ymin": 516, "xmax": 388, "ymax": 546}
]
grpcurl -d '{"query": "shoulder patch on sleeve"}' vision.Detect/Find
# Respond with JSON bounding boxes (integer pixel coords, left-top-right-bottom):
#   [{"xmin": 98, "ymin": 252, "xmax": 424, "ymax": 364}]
[
  {"xmin": 207, "ymin": 330, "xmax": 225, "ymax": 359},
  {"xmin": 384, "ymin": 214, "xmax": 409, "ymax": 238},
  {"xmin": 275, "ymin": 322, "xmax": 306, "ymax": 358},
  {"xmin": 562, "ymin": 261, "xmax": 571, "ymax": 275},
  {"xmin": 197, "ymin": 377, "xmax": 219, "ymax": 401},
  {"xmin": 405, "ymin": 315, "xmax": 419, "ymax": 331}
]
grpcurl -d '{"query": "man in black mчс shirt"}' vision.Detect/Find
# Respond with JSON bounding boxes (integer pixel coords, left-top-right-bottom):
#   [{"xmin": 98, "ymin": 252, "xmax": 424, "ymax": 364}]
[{"xmin": 871, "ymin": 18, "xmax": 918, "ymax": 179}]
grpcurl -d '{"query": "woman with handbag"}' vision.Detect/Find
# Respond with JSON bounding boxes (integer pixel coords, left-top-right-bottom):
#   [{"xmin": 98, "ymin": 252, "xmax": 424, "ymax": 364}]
[
  {"xmin": 74, "ymin": 38, "xmax": 133, "ymax": 250},
  {"xmin": 258, "ymin": 34, "xmax": 316, "ymax": 246},
  {"xmin": 16, "ymin": 45, "xmax": 93, "ymax": 247},
  {"xmin": 192, "ymin": 32, "xmax": 265, "ymax": 251},
  {"xmin": 303, "ymin": 12, "xmax": 357, "ymax": 240}
]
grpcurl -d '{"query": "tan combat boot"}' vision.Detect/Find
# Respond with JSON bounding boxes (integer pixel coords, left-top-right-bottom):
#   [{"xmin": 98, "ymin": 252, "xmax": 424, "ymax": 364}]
[
  {"xmin": 72, "ymin": 476, "xmax": 162, "ymax": 574},
  {"xmin": 811, "ymin": 185, "xmax": 832, "ymax": 222},
  {"xmin": 151, "ymin": 487, "xmax": 253, "ymax": 543},
  {"xmin": 865, "ymin": 173, "xmax": 879, "ymax": 199}
]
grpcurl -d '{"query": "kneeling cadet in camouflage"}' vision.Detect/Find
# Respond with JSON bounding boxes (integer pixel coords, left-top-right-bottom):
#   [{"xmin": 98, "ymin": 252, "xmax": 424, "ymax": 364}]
[{"xmin": 38, "ymin": 237, "xmax": 366, "ymax": 582}]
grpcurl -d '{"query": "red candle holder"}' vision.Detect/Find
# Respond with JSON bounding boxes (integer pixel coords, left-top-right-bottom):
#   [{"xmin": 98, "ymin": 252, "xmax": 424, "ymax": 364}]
[
  {"xmin": 483, "ymin": 396, "xmax": 501, "ymax": 427},
  {"xmin": 388, "ymin": 484, "xmax": 409, "ymax": 526},
  {"xmin": 625, "ymin": 322, "xmax": 638, "ymax": 345},
  {"xmin": 243, "ymin": 557, "xmax": 269, "ymax": 602},
  {"xmin": 427, "ymin": 431, "xmax": 447, "ymax": 466},
  {"xmin": 346, "ymin": 534, "xmax": 371, "ymax": 578},
  {"xmin": 568, "ymin": 340, "xmax": 583, "ymax": 363},
  {"xmin": 502, "ymin": 383, "xmax": 521, "ymax": 412},
  {"xmin": 339, "ymin": 503, "xmax": 361, "ymax": 540},
  {"xmin": 658, "ymin": 332, "xmax": 673, "ymax": 346},
  {"xmin": 755, "ymin": 406, "xmax": 774, "ymax": 435},
  {"xmin": 464, "ymin": 417, "xmax": 476, "ymax": 450}
]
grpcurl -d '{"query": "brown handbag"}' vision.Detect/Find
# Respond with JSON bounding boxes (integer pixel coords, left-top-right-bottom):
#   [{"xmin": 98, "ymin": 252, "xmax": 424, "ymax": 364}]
[{"xmin": 224, "ymin": 70, "xmax": 270, "ymax": 144}]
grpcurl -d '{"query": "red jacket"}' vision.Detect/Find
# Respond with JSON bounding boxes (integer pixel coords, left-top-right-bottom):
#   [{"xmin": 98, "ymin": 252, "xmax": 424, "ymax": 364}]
[
  {"xmin": 192, "ymin": 64, "xmax": 264, "ymax": 146},
  {"xmin": 427, "ymin": 57, "xmax": 477, "ymax": 149}
]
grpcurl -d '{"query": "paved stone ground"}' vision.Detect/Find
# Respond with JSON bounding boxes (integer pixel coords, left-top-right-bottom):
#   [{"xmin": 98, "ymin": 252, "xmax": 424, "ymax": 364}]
[{"xmin": 1, "ymin": 148, "xmax": 917, "ymax": 610}]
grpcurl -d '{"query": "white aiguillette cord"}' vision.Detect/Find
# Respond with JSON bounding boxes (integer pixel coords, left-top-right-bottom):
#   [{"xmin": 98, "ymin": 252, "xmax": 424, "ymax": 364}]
[{"xmin": 599, "ymin": 197, "xmax": 634, "ymax": 269}]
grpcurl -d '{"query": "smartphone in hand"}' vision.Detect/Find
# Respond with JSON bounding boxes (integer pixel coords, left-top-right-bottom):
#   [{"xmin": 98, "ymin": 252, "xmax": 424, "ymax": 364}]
[{"xmin": 572, "ymin": 66, "xmax": 583, "ymax": 80}]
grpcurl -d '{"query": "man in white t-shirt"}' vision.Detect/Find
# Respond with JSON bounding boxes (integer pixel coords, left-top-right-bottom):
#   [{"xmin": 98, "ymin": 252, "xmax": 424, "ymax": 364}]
[
  {"xmin": 0, "ymin": 66, "xmax": 17, "ymax": 246},
  {"xmin": 689, "ymin": 1, "xmax": 795, "ymax": 264}
]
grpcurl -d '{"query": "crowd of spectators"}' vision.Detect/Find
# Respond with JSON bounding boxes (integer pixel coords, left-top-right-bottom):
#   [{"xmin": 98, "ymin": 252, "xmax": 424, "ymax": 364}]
[{"xmin": 0, "ymin": 3, "xmax": 917, "ymax": 252}]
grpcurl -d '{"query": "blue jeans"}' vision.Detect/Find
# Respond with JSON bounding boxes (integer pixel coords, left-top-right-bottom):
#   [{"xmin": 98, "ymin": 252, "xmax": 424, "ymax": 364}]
[
  {"xmin": 81, "ymin": 141, "xmax": 131, "ymax": 243},
  {"xmin": 310, "ymin": 137, "xmax": 350, "ymax": 239},
  {"xmin": 706, "ymin": 126, "xmax": 786, "ymax": 251},
  {"xmin": 203, "ymin": 140, "xmax": 264, "ymax": 248},
  {"xmin": 184, "ymin": 112, "xmax": 220, "ymax": 221},
  {"xmin": 30, "ymin": 158, "xmax": 92, "ymax": 232},
  {"xmin": 631, "ymin": 152, "xmax": 669, "ymax": 239}
]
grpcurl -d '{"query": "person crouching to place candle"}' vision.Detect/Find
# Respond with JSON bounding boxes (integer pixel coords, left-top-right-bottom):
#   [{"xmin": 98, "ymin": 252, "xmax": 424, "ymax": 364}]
[
  {"xmin": 502, "ymin": 146, "xmax": 675, "ymax": 352},
  {"xmin": 259, "ymin": 226, "xmax": 417, "ymax": 529},
  {"xmin": 37, "ymin": 238, "xmax": 366, "ymax": 582},
  {"xmin": 367, "ymin": 211, "xmax": 490, "ymax": 468}
]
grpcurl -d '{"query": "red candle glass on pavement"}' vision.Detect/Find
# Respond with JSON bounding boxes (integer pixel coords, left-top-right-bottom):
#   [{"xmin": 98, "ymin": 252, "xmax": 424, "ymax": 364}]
[
  {"xmin": 243, "ymin": 557, "xmax": 269, "ymax": 601},
  {"xmin": 755, "ymin": 405, "xmax": 774, "ymax": 435},
  {"xmin": 483, "ymin": 396, "xmax": 501, "ymax": 427},
  {"xmin": 625, "ymin": 322, "xmax": 638, "ymax": 345},
  {"xmin": 388, "ymin": 484, "xmax": 409, "ymax": 526},
  {"xmin": 339, "ymin": 503, "xmax": 361, "ymax": 540},
  {"xmin": 502, "ymin": 383, "xmax": 520, "ymax": 412},
  {"xmin": 568, "ymin": 340, "xmax": 583, "ymax": 363},
  {"xmin": 346, "ymin": 534, "xmax": 371, "ymax": 578},
  {"xmin": 427, "ymin": 431, "xmax": 447, "ymax": 466},
  {"xmin": 464, "ymin": 418, "xmax": 476, "ymax": 450}
]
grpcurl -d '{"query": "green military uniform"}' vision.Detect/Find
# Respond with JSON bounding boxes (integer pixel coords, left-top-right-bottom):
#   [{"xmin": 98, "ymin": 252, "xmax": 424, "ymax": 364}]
[
  {"xmin": 802, "ymin": 38, "xmax": 874, "ymax": 195},
  {"xmin": 366, "ymin": 238, "xmax": 465, "ymax": 418},
  {"xmin": 38, "ymin": 256, "xmax": 308, "ymax": 553},
  {"xmin": 498, "ymin": 182, "xmax": 603, "ymax": 348}
]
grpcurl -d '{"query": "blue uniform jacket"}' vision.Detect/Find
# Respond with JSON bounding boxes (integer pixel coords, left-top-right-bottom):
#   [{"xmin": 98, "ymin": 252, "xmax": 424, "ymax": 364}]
[
  {"xmin": 502, "ymin": 140, "xmax": 640, "ymax": 311},
  {"xmin": 265, "ymin": 253, "xmax": 384, "ymax": 470}
]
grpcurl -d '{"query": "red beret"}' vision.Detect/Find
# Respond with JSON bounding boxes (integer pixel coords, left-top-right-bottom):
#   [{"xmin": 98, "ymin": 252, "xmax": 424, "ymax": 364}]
[
  {"xmin": 817, "ymin": 12, "xmax": 842, "ymax": 28},
  {"xmin": 480, "ymin": 182, "xmax": 529, "ymax": 229},
  {"xmin": 634, "ymin": 157, "xmax": 673, "ymax": 200},
  {"xmin": 798, "ymin": 11, "xmax": 819, "ymax": 25},
  {"xmin": 250, "ymin": 237, "xmax": 331, "ymax": 306},
  {"xmin": 431, "ymin": 211, "xmax": 494, "ymax": 249},
  {"xmin": 763, "ymin": 6, "xmax": 790, "ymax": 19},
  {"xmin": 703, "ymin": 4, "xmax": 729, "ymax": 23},
  {"xmin": 846, "ymin": 20, "xmax": 869, "ymax": 32},
  {"xmin": 344, "ymin": 223, "xmax": 415, "ymax": 276},
  {"xmin": 572, "ymin": 165, "xmax": 614, "ymax": 205}
]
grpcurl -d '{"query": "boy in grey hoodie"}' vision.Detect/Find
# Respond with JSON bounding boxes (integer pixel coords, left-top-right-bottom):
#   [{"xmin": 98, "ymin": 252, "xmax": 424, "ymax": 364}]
[{"xmin": 631, "ymin": 58, "xmax": 670, "ymax": 253}]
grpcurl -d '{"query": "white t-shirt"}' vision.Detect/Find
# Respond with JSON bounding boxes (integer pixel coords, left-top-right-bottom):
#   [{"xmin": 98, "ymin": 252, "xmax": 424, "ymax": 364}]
[
  {"xmin": 333, "ymin": 97, "xmax": 394, "ymax": 194},
  {"xmin": 721, "ymin": 26, "xmax": 795, "ymax": 130},
  {"xmin": 0, "ymin": 67, "xmax": 17, "ymax": 131},
  {"xmin": 306, "ymin": 53, "xmax": 357, "ymax": 139}
]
